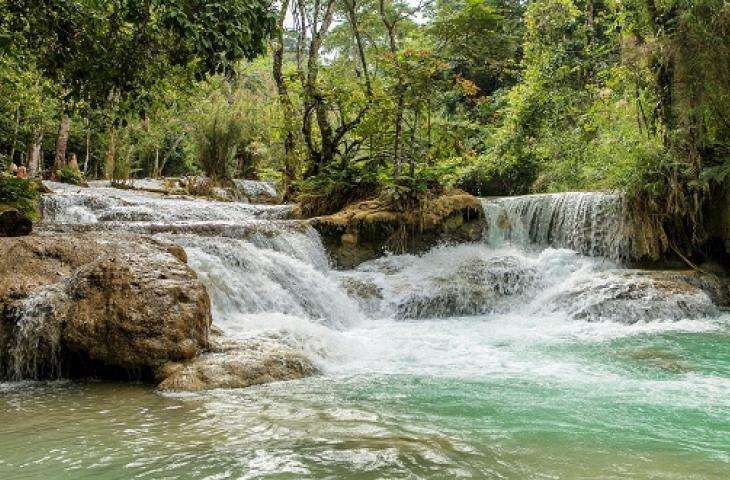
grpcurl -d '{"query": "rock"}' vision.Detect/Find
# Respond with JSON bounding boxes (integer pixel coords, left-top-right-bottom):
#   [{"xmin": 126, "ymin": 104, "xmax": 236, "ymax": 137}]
[
  {"xmin": 339, "ymin": 250, "xmax": 537, "ymax": 319},
  {"xmin": 547, "ymin": 270, "xmax": 723, "ymax": 323},
  {"xmin": 179, "ymin": 176, "xmax": 241, "ymax": 202},
  {"xmin": 0, "ymin": 205, "xmax": 32, "ymax": 237},
  {"xmin": 311, "ymin": 191, "xmax": 485, "ymax": 268},
  {"xmin": 396, "ymin": 256, "xmax": 536, "ymax": 319},
  {"xmin": 156, "ymin": 335, "xmax": 316, "ymax": 391},
  {"xmin": 0, "ymin": 234, "xmax": 211, "ymax": 380},
  {"xmin": 234, "ymin": 179, "xmax": 279, "ymax": 204}
]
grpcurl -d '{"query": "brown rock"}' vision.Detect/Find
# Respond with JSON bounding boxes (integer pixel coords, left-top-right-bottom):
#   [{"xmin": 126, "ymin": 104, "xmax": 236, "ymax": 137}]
[
  {"xmin": 311, "ymin": 190, "xmax": 485, "ymax": 268},
  {"xmin": 0, "ymin": 234, "xmax": 211, "ymax": 379},
  {"xmin": 156, "ymin": 335, "xmax": 316, "ymax": 391},
  {"xmin": 0, "ymin": 205, "xmax": 32, "ymax": 237}
]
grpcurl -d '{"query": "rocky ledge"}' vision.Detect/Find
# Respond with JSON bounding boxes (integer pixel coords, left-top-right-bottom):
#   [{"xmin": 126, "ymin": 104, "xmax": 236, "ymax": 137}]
[
  {"xmin": 0, "ymin": 234, "xmax": 212, "ymax": 381},
  {"xmin": 156, "ymin": 334, "xmax": 316, "ymax": 392},
  {"xmin": 0, "ymin": 233, "xmax": 317, "ymax": 392},
  {"xmin": 311, "ymin": 191, "xmax": 485, "ymax": 268}
]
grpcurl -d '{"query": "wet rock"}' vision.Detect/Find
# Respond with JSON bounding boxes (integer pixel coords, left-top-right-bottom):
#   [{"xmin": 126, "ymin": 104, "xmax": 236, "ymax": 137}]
[
  {"xmin": 156, "ymin": 335, "xmax": 315, "ymax": 391},
  {"xmin": 340, "ymin": 250, "xmax": 537, "ymax": 319},
  {"xmin": 0, "ymin": 205, "xmax": 32, "ymax": 237},
  {"xmin": 395, "ymin": 256, "xmax": 537, "ymax": 319},
  {"xmin": 235, "ymin": 179, "xmax": 279, "ymax": 204},
  {"xmin": 547, "ymin": 270, "xmax": 721, "ymax": 323},
  {"xmin": 0, "ymin": 234, "xmax": 211, "ymax": 379},
  {"xmin": 311, "ymin": 191, "xmax": 485, "ymax": 268}
]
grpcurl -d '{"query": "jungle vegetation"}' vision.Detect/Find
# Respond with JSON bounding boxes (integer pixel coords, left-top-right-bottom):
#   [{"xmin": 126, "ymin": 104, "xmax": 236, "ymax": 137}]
[{"xmin": 0, "ymin": 0, "xmax": 728, "ymax": 253}]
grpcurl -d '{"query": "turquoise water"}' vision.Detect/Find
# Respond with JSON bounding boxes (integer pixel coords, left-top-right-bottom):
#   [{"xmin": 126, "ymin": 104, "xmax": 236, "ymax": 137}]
[
  {"xmin": 5, "ymin": 184, "xmax": 729, "ymax": 478},
  {"xmin": 2, "ymin": 319, "xmax": 730, "ymax": 479}
]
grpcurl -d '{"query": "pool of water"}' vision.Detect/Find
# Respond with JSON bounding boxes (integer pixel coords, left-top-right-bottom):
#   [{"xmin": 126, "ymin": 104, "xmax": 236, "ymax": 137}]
[{"xmin": 2, "ymin": 315, "xmax": 729, "ymax": 479}]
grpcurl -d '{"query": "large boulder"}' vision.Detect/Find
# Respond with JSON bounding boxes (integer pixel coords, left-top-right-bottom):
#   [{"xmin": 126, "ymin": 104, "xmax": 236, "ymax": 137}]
[
  {"xmin": 0, "ymin": 205, "xmax": 32, "ymax": 237},
  {"xmin": 0, "ymin": 234, "xmax": 211, "ymax": 380},
  {"xmin": 311, "ymin": 191, "xmax": 485, "ymax": 268},
  {"xmin": 156, "ymin": 334, "xmax": 315, "ymax": 391},
  {"xmin": 545, "ymin": 270, "xmax": 726, "ymax": 323}
]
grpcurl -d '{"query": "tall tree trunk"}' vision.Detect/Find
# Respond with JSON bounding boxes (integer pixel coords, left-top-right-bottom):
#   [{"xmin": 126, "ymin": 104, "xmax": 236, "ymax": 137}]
[
  {"xmin": 104, "ymin": 130, "xmax": 115, "ymax": 180},
  {"xmin": 379, "ymin": 0, "xmax": 403, "ymax": 183},
  {"xmin": 83, "ymin": 126, "xmax": 90, "ymax": 174},
  {"xmin": 26, "ymin": 130, "xmax": 42, "ymax": 176},
  {"xmin": 154, "ymin": 148, "xmax": 159, "ymax": 178},
  {"xmin": 273, "ymin": 0, "xmax": 297, "ymax": 198},
  {"xmin": 54, "ymin": 113, "xmax": 71, "ymax": 171}
]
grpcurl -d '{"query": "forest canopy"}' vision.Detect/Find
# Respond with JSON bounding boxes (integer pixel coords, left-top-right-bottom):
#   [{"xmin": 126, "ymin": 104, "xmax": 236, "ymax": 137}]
[{"xmin": 0, "ymin": 0, "xmax": 728, "ymax": 250}]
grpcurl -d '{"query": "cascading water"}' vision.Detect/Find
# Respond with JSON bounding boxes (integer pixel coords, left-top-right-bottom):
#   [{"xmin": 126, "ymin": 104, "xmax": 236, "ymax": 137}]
[
  {"xmin": 481, "ymin": 192, "xmax": 629, "ymax": 259},
  {"xmin": 3, "ymin": 285, "xmax": 67, "ymax": 381},
  {"xmin": 2, "ymin": 182, "xmax": 729, "ymax": 479}
]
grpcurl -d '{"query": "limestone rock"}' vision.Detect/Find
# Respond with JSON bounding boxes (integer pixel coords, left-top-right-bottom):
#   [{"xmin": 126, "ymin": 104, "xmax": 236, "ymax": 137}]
[
  {"xmin": 0, "ymin": 234, "xmax": 211, "ymax": 379},
  {"xmin": 311, "ymin": 191, "xmax": 485, "ymax": 268},
  {"xmin": 547, "ymin": 270, "xmax": 725, "ymax": 323},
  {"xmin": 156, "ymin": 335, "xmax": 316, "ymax": 391}
]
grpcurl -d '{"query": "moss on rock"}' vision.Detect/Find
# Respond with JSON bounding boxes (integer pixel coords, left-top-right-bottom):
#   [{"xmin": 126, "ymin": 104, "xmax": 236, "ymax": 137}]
[{"xmin": 310, "ymin": 190, "xmax": 485, "ymax": 268}]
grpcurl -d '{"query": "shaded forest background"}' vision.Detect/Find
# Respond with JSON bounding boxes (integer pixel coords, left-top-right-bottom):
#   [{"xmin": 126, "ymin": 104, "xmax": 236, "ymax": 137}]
[{"xmin": 1, "ymin": 0, "xmax": 729, "ymax": 254}]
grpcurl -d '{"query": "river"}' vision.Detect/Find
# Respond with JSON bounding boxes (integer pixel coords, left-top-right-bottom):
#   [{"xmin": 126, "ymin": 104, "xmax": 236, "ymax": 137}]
[{"xmin": 1, "ymin": 182, "xmax": 729, "ymax": 479}]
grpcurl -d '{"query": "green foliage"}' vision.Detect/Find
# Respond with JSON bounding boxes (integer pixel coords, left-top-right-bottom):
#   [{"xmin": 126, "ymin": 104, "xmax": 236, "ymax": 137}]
[
  {"xmin": 192, "ymin": 100, "xmax": 246, "ymax": 179},
  {"xmin": 297, "ymin": 163, "xmax": 380, "ymax": 217},
  {"xmin": 0, "ymin": 174, "xmax": 39, "ymax": 219},
  {"xmin": 2, "ymin": 0, "xmax": 276, "ymax": 110},
  {"xmin": 54, "ymin": 166, "xmax": 86, "ymax": 186},
  {"xmin": 0, "ymin": 0, "xmax": 726, "ymax": 258}
]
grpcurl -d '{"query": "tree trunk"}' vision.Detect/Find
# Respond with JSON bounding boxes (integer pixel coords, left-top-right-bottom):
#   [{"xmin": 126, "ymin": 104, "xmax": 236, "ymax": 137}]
[
  {"xmin": 83, "ymin": 126, "xmax": 90, "ymax": 174},
  {"xmin": 54, "ymin": 113, "xmax": 71, "ymax": 171},
  {"xmin": 26, "ymin": 130, "xmax": 42, "ymax": 177},
  {"xmin": 9, "ymin": 105, "xmax": 19, "ymax": 166},
  {"xmin": 379, "ymin": 0, "xmax": 403, "ymax": 183},
  {"xmin": 158, "ymin": 131, "xmax": 186, "ymax": 177},
  {"xmin": 154, "ymin": 148, "xmax": 159, "ymax": 178},
  {"xmin": 104, "ymin": 130, "xmax": 115, "ymax": 180},
  {"xmin": 273, "ymin": 0, "xmax": 298, "ymax": 199}
]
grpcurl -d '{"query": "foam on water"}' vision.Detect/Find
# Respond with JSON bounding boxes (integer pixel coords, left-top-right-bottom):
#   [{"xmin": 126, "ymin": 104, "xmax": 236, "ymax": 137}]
[
  {"xmin": 40, "ymin": 181, "xmax": 292, "ymax": 225},
  {"xmin": 3, "ymin": 182, "xmax": 728, "ymax": 478},
  {"xmin": 168, "ymin": 234, "xmax": 361, "ymax": 332},
  {"xmin": 481, "ymin": 192, "xmax": 628, "ymax": 259}
]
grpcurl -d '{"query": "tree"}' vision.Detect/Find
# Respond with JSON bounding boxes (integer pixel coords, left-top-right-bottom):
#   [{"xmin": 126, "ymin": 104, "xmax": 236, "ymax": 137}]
[{"xmin": 2, "ymin": 0, "xmax": 276, "ymax": 171}]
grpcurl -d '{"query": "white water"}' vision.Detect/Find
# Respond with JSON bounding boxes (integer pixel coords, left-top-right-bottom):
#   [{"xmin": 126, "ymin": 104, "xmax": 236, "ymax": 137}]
[
  {"xmin": 28, "ymin": 182, "xmax": 725, "ymax": 371},
  {"xmin": 3, "ymin": 182, "xmax": 729, "ymax": 478},
  {"xmin": 481, "ymin": 192, "xmax": 629, "ymax": 259},
  {"xmin": 4, "ymin": 285, "xmax": 67, "ymax": 381}
]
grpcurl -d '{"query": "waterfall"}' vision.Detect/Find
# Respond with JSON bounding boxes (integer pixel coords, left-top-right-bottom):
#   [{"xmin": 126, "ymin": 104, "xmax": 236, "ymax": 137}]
[
  {"xmin": 169, "ymin": 232, "xmax": 361, "ymax": 332},
  {"xmin": 3, "ymin": 286, "xmax": 67, "ymax": 381},
  {"xmin": 22, "ymin": 181, "xmax": 722, "ymax": 382},
  {"xmin": 481, "ymin": 192, "xmax": 628, "ymax": 259},
  {"xmin": 39, "ymin": 181, "xmax": 292, "ymax": 226}
]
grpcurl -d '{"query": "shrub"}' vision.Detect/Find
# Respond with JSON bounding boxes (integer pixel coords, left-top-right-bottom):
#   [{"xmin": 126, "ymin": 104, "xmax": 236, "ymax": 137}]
[
  {"xmin": 55, "ymin": 166, "xmax": 87, "ymax": 186},
  {"xmin": 192, "ymin": 105, "xmax": 244, "ymax": 179},
  {"xmin": 0, "ymin": 174, "xmax": 39, "ymax": 220}
]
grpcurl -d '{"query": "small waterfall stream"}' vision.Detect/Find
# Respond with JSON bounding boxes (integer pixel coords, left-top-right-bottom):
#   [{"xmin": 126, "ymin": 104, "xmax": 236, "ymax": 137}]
[
  {"xmin": 481, "ymin": 192, "xmax": 628, "ymax": 259},
  {"xmin": 3, "ymin": 181, "xmax": 729, "ymax": 479}
]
